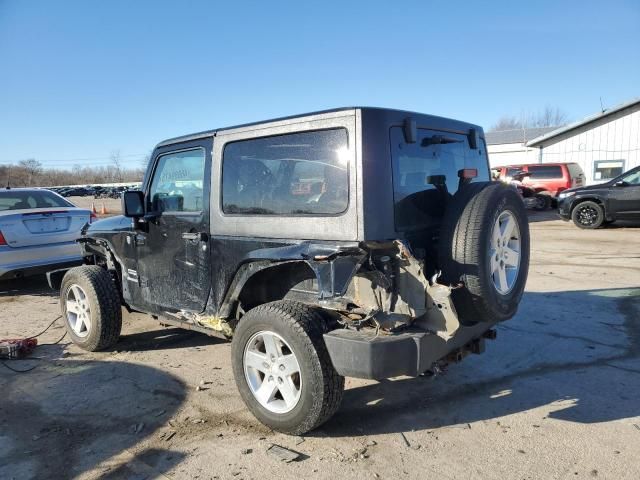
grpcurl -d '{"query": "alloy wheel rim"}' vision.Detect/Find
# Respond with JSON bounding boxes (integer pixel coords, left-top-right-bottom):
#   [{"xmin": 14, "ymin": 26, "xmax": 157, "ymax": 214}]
[
  {"xmin": 66, "ymin": 284, "xmax": 91, "ymax": 338},
  {"xmin": 577, "ymin": 205, "xmax": 598, "ymax": 226},
  {"xmin": 490, "ymin": 210, "xmax": 521, "ymax": 295},
  {"xmin": 243, "ymin": 330, "xmax": 302, "ymax": 414}
]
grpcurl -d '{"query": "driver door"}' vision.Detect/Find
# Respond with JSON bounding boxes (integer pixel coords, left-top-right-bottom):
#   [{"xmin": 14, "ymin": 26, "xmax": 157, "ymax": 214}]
[
  {"xmin": 609, "ymin": 168, "xmax": 640, "ymax": 218},
  {"xmin": 135, "ymin": 140, "xmax": 212, "ymax": 313}
]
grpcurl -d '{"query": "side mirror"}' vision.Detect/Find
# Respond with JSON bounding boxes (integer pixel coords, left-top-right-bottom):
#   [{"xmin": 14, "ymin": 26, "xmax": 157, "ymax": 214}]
[
  {"xmin": 122, "ymin": 190, "xmax": 145, "ymax": 218},
  {"xmin": 614, "ymin": 181, "xmax": 629, "ymax": 187}
]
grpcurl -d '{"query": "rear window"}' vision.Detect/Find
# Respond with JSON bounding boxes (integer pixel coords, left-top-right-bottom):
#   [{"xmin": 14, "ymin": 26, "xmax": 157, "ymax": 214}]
[
  {"xmin": 390, "ymin": 127, "xmax": 490, "ymax": 231},
  {"xmin": 222, "ymin": 128, "xmax": 349, "ymax": 215},
  {"xmin": 527, "ymin": 165, "xmax": 563, "ymax": 179},
  {"xmin": 0, "ymin": 190, "xmax": 73, "ymax": 211}
]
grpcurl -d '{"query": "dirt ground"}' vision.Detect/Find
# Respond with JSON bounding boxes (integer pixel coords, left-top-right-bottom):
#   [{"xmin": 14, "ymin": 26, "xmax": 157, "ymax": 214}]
[
  {"xmin": 67, "ymin": 196, "xmax": 122, "ymax": 217},
  {"xmin": 1, "ymin": 212, "xmax": 639, "ymax": 480}
]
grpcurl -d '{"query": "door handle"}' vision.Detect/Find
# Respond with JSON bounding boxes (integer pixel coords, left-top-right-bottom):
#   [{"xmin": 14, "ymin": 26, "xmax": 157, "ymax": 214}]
[{"xmin": 182, "ymin": 232, "xmax": 208, "ymax": 241}]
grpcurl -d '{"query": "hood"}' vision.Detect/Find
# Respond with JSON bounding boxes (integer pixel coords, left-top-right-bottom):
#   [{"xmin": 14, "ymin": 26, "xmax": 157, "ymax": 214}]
[
  {"xmin": 81, "ymin": 215, "xmax": 131, "ymax": 235},
  {"xmin": 563, "ymin": 182, "xmax": 612, "ymax": 195}
]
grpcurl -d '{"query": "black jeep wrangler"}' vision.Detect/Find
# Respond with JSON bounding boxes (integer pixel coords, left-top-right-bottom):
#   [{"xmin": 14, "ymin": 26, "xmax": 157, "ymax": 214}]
[{"xmin": 52, "ymin": 108, "xmax": 529, "ymax": 434}]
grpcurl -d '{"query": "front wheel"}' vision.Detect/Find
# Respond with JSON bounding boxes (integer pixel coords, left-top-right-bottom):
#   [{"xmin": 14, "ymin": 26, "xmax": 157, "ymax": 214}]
[
  {"xmin": 231, "ymin": 301, "xmax": 344, "ymax": 434},
  {"xmin": 60, "ymin": 266, "xmax": 122, "ymax": 351},
  {"xmin": 571, "ymin": 201, "xmax": 604, "ymax": 229},
  {"xmin": 533, "ymin": 193, "xmax": 551, "ymax": 211}
]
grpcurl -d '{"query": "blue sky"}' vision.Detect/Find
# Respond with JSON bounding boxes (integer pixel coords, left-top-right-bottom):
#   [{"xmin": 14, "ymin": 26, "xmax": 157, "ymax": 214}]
[{"xmin": 1, "ymin": 0, "xmax": 639, "ymax": 168}]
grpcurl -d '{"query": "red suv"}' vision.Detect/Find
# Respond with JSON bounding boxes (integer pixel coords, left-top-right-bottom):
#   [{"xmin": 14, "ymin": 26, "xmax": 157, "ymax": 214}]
[{"xmin": 494, "ymin": 163, "xmax": 585, "ymax": 199}]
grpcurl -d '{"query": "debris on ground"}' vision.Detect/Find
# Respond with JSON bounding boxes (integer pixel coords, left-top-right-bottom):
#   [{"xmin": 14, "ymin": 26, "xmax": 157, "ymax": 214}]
[
  {"xmin": 294, "ymin": 436, "xmax": 305, "ymax": 445},
  {"xmin": 131, "ymin": 423, "xmax": 144, "ymax": 434},
  {"xmin": 399, "ymin": 432, "xmax": 411, "ymax": 448},
  {"xmin": 266, "ymin": 444, "xmax": 302, "ymax": 463},
  {"xmin": 352, "ymin": 447, "xmax": 368, "ymax": 460},
  {"xmin": 0, "ymin": 338, "xmax": 37, "ymax": 359},
  {"xmin": 241, "ymin": 448, "xmax": 252, "ymax": 454}
]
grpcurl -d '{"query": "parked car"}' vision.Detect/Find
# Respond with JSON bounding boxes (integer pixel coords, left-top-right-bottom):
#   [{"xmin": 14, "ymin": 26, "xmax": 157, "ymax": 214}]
[
  {"xmin": 0, "ymin": 188, "xmax": 96, "ymax": 279},
  {"xmin": 558, "ymin": 165, "xmax": 640, "ymax": 228},
  {"xmin": 493, "ymin": 162, "xmax": 585, "ymax": 209},
  {"xmin": 493, "ymin": 168, "xmax": 552, "ymax": 210},
  {"xmin": 48, "ymin": 108, "xmax": 530, "ymax": 434}
]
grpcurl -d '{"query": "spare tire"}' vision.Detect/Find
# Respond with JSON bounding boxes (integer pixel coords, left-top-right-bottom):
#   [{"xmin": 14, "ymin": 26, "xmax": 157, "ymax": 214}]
[{"xmin": 438, "ymin": 182, "xmax": 530, "ymax": 325}]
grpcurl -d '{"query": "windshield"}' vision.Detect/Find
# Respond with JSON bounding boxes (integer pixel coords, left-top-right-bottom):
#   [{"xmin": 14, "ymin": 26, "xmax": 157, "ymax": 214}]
[
  {"xmin": 0, "ymin": 190, "xmax": 73, "ymax": 211},
  {"xmin": 390, "ymin": 127, "xmax": 490, "ymax": 231}
]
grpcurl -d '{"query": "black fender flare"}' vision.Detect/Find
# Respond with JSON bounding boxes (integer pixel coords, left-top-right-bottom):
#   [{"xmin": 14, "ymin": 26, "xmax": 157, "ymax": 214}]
[{"xmin": 216, "ymin": 242, "xmax": 366, "ymax": 319}]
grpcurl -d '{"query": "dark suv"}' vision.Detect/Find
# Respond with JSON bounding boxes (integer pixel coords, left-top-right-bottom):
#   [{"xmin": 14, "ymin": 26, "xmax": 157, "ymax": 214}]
[
  {"xmin": 558, "ymin": 165, "xmax": 640, "ymax": 228},
  {"xmin": 48, "ymin": 108, "xmax": 530, "ymax": 434}
]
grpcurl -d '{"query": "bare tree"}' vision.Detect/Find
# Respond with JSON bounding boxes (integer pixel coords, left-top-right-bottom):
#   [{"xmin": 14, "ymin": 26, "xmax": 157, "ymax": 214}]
[
  {"xmin": 18, "ymin": 159, "xmax": 43, "ymax": 186},
  {"xmin": 110, "ymin": 150, "xmax": 123, "ymax": 182},
  {"xmin": 490, "ymin": 116, "xmax": 523, "ymax": 131},
  {"xmin": 141, "ymin": 150, "xmax": 153, "ymax": 169},
  {"xmin": 490, "ymin": 106, "xmax": 568, "ymax": 131},
  {"xmin": 527, "ymin": 106, "xmax": 568, "ymax": 128}
]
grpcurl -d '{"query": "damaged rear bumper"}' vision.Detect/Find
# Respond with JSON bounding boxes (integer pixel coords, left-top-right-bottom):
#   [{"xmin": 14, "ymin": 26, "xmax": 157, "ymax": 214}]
[{"xmin": 323, "ymin": 322, "xmax": 495, "ymax": 380}]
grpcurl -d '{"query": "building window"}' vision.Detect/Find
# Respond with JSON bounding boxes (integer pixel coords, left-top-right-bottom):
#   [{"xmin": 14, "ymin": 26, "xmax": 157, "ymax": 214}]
[{"xmin": 593, "ymin": 160, "xmax": 625, "ymax": 181}]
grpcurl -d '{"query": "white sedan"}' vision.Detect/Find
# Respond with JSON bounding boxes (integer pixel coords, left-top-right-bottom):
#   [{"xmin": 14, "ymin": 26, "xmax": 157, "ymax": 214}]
[{"xmin": 0, "ymin": 188, "xmax": 95, "ymax": 280}]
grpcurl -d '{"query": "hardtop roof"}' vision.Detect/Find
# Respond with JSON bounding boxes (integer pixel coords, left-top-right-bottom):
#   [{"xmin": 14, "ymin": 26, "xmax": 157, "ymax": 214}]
[{"xmin": 155, "ymin": 107, "xmax": 483, "ymax": 148}]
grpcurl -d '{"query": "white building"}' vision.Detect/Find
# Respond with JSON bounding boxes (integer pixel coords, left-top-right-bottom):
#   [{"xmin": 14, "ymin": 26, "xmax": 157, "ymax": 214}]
[
  {"xmin": 485, "ymin": 126, "xmax": 556, "ymax": 167},
  {"xmin": 487, "ymin": 97, "xmax": 640, "ymax": 185}
]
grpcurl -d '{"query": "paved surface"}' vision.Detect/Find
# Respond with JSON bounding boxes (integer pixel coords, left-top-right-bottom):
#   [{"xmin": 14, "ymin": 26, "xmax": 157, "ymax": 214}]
[{"xmin": 1, "ymin": 212, "xmax": 639, "ymax": 479}]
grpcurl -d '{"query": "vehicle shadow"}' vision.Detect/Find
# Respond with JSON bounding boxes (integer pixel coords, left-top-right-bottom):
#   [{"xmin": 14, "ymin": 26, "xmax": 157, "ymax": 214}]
[
  {"xmin": 110, "ymin": 325, "xmax": 226, "ymax": 352},
  {"xmin": 0, "ymin": 358, "xmax": 187, "ymax": 479},
  {"xmin": 603, "ymin": 219, "xmax": 640, "ymax": 229},
  {"xmin": 315, "ymin": 287, "xmax": 640, "ymax": 437},
  {"xmin": 0, "ymin": 275, "xmax": 56, "ymax": 298},
  {"xmin": 526, "ymin": 210, "xmax": 562, "ymax": 223}
]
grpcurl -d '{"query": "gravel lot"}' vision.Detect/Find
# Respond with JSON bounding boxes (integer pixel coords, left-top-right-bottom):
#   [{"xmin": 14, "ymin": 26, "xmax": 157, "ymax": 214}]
[{"xmin": 1, "ymin": 212, "xmax": 639, "ymax": 479}]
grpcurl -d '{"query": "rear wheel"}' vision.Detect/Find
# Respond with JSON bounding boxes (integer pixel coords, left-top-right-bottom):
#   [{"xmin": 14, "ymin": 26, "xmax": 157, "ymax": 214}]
[
  {"xmin": 571, "ymin": 201, "xmax": 604, "ymax": 229},
  {"xmin": 231, "ymin": 300, "xmax": 344, "ymax": 434},
  {"xmin": 439, "ymin": 183, "xmax": 530, "ymax": 325},
  {"xmin": 60, "ymin": 266, "xmax": 122, "ymax": 351}
]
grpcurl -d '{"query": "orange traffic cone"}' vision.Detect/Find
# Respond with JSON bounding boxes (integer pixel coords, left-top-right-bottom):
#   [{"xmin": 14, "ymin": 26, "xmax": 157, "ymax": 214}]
[
  {"xmin": 91, "ymin": 202, "xmax": 97, "ymax": 214},
  {"xmin": 100, "ymin": 203, "xmax": 108, "ymax": 215}
]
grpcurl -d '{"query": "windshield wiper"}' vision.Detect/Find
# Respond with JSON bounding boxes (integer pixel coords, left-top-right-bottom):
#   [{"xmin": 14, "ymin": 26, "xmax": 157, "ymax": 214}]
[{"xmin": 421, "ymin": 135, "xmax": 463, "ymax": 147}]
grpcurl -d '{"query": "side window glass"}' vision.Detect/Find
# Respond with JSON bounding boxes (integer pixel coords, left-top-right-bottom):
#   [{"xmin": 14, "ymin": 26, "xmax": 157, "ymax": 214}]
[
  {"xmin": 222, "ymin": 129, "xmax": 349, "ymax": 215},
  {"xmin": 506, "ymin": 167, "xmax": 521, "ymax": 178},
  {"xmin": 528, "ymin": 165, "xmax": 562, "ymax": 179},
  {"xmin": 149, "ymin": 149, "xmax": 205, "ymax": 213},
  {"xmin": 622, "ymin": 169, "xmax": 640, "ymax": 185}
]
